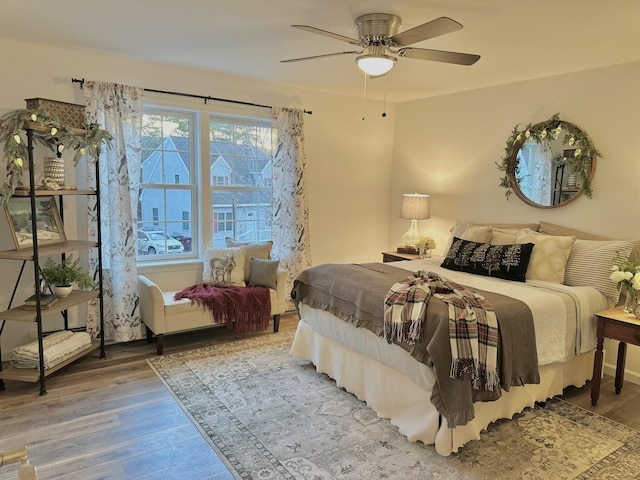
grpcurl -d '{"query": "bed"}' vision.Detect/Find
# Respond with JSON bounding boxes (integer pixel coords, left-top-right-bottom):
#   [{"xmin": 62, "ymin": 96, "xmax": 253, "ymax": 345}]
[{"xmin": 289, "ymin": 221, "xmax": 638, "ymax": 456}]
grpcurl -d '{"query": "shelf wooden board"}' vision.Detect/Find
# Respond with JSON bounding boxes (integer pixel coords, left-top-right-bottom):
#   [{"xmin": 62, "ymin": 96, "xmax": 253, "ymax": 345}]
[
  {"xmin": 0, "ymin": 240, "xmax": 98, "ymax": 261},
  {"xmin": 0, "ymin": 340, "xmax": 100, "ymax": 382},
  {"xmin": 0, "ymin": 290, "xmax": 99, "ymax": 322},
  {"xmin": 12, "ymin": 189, "xmax": 96, "ymax": 197},
  {"xmin": 22, "ymin": 120, "xmax": 88, "ymax": 136}
]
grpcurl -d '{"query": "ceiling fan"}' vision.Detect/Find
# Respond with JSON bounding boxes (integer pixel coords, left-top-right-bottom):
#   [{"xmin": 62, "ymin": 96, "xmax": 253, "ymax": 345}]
[{"xmin": 281, "ymin": 13, "xmax": 480, "ymax": 76}]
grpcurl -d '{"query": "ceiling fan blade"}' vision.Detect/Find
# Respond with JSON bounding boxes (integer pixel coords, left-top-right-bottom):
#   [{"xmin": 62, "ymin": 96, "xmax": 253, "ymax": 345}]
[
  {"xmin": 292, "ymin": 25, "xmax": 362, "ymax": 45},
  {"xmin": 281, "ymin": 51, "xmax": 360, "ymax": 63},
  {"xmin": 399, "ymin": 47, "xmax": 480, "ymax": 66},
  {"xmin": 390, "ymin": 17, "xmax": 463, "ymax": 46}
]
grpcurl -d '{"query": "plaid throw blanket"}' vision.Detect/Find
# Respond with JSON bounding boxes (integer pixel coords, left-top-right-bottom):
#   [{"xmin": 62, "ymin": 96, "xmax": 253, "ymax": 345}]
[{"xmin": 384, "ymin": 271, "xmax": 499, "ymax": 391}]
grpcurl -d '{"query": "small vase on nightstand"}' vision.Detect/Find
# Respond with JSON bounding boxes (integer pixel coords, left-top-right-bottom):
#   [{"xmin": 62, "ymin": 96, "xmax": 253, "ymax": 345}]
[
  {"xmin": 623, "ymin": 286, "xmax": 638, "ymax": 316},
  {"xmin": 419, "ymin": 246, "xmax": 431, "ymax": 259}
]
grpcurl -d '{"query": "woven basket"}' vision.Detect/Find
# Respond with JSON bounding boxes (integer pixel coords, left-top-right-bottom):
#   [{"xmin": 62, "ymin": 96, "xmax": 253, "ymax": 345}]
[{"xmin": 25, "ymin": 98, "xmax": 86, "ymax": 130}]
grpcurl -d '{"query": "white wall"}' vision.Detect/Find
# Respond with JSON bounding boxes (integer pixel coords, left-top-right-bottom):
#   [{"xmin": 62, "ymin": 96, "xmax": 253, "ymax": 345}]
[
  {"xmin": 0, "ymin": 38, "xmax": 395, "ymax": 359},
  {"xmin": 391, "ymin": 60, "xmax": 640, "ymax": 383}
]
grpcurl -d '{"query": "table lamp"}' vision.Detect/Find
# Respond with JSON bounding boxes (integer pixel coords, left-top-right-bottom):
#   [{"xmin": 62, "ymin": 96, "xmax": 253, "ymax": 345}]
[{"xmin": 399, "ymin": 193, "xmax": 430, "ymax": 250}]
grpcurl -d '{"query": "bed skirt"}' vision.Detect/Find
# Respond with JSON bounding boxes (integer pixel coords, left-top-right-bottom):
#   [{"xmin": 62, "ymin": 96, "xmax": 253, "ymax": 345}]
[{"xmin": 290, "ymin": 312, "xmax": 595, "ymax": 456}]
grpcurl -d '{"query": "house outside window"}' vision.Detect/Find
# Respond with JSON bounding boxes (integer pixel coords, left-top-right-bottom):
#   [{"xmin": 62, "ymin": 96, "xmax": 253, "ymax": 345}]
[
  {"xmin": 138, "ymin": 108, "xmax": 196, "ymax": 259},
  {"xmin": 137, "ymin": 105, "xmax": 273, "ymax": 261},
  {"xmin": 210, "ymin": 116, "xmax": 272, "ymax": 247}
]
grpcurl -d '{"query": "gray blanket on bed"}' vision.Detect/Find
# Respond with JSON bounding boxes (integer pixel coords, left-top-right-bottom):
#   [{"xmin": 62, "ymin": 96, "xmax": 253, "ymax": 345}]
[{"xmin": 291, "ymin": 262, "xmax": 540, "ymax": 428}]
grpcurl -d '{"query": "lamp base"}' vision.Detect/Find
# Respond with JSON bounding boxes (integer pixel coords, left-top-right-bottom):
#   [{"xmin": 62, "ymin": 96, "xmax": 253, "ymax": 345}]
[{"xmin": 401, "ymin": 219, "xmax": 420, "ymax": 249}]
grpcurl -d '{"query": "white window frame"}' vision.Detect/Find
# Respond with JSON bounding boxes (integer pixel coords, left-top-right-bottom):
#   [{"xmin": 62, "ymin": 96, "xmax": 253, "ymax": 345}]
[
  {"xmin": 138, "ymin": 106, "xmax": 198, "ymax": 262},
  {"xmin": 137, "ymin": 100, "xmax": 272, "ymax": 266},
  {"xmin": 209, "ymin": 114, "xmax": 273, "ymax": 248}
]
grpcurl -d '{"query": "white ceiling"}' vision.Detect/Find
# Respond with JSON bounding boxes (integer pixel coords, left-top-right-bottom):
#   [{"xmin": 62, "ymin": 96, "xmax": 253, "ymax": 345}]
[{"xmin": 1, "ymin": 0, "xmax": 639, "ymax": 103}]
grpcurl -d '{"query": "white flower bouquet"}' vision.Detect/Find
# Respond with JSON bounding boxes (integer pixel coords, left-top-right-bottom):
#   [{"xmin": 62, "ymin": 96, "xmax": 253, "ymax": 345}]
[{"xmin": 610, "ymin": 252, "xmax": 640, "ymax": 312}]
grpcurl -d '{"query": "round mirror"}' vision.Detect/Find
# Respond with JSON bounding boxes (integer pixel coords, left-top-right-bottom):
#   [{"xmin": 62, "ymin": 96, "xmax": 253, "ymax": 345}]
[{"xmin": 498, "ymin": 116, "xmax": 599, "ymax": 209}]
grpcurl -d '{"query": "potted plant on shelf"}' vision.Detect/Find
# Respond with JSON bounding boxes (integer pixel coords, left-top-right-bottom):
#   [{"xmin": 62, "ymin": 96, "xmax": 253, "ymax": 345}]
[{"xmin": 41, "ymin": 254, "xmax": 96, "ymax": 298}]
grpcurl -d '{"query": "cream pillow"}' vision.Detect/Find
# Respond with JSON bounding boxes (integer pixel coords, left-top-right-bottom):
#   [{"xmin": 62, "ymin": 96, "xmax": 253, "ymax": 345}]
[
  {"xmin": 515, "ymin": 230, "xmax": 575, "ymax": 283},
  {"xmin": 203, "ymin": 246, "xmax": 246, "ymax": 287},
  {"xmin": 443, "ymin": 223, "xmax": 493, "ymax": 255},
  {"xmin": 225, "ymin": 238, "xmax": 273, "ymax": 282},
  {"xmin": 460, "ymin": 225, "xmax": 493, "ymax": 243},
  {"xmin": 490, "ymin": 228, "xmax": 523, "ymax": 245}
]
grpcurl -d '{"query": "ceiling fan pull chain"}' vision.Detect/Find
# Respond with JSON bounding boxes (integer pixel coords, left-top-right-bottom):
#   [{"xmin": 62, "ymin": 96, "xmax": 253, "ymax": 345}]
[
  {"xmin": 382, "ymin": 73, "xmax": 388, "ymax": 118},
  {"xmin": 362, "ymin": 73, "xmax": 368, "ymax": 120}
]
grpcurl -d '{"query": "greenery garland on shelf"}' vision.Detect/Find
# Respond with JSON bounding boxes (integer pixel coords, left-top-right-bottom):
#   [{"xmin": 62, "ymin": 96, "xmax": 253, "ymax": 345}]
[
  {"xmin": 496, "ymin": 113, "xmax": 601, "ymax": 200},
  {"xmin": 0, "ymin": 107, "xmax": 114, "ymax": 205}
]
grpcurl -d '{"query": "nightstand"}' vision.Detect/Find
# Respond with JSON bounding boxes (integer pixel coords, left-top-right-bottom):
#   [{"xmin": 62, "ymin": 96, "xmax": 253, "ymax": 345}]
[
  {"xmin": 381, "ymin": 251, "xmax": 420, "ymax": 263},
  {"xmin": 591, "ymin": 307, "xmax": 640, "ymax": 406}
]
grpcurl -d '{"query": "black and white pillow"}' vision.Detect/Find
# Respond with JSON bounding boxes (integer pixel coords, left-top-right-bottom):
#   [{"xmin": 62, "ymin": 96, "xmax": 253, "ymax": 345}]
[{"xmin": 441, "ymin": 237, "xmax": 535, "ymax": 282}]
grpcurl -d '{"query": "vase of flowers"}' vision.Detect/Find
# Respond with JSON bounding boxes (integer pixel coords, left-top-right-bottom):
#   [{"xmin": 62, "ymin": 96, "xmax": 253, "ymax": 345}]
[
  {"xmin": 610, "ymin": 252, "xmax": 640, "ymax": 316},
  {"xmin": 416, "ymin": 236, "xmax": 436, "ymax": 259}
]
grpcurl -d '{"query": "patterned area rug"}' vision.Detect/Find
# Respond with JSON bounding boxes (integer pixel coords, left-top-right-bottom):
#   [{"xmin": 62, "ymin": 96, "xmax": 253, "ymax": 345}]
[{"xmin": 147, "ymin": 331, "xmax": 640, "ymax": 479}]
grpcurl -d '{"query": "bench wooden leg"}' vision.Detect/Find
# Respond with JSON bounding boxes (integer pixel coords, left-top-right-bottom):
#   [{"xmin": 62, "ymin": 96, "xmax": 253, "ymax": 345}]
[
  {"xmin": 145, "ymin": 325, "xmax": 153, "ymax": 344},
  {"xmin": 156, "ymin": 334, "xmax": 164, "ymax": 355},
  {"xmin": 273, "ymin": 314, "xmax": 280, "ymax": 333}
]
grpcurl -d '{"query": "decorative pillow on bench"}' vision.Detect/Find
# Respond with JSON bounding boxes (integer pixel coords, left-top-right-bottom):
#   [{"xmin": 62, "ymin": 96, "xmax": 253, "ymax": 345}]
[
  {"xmin": 203, "ymin": 246, "xmax": 246, "ymax": 287},
  {"xmin": 248, "ymin": 258, "xmax": 280, "ymax": 290},
  {"xmin": 226, "ymin": 237, "xmax": 273, "ymax": 283}
]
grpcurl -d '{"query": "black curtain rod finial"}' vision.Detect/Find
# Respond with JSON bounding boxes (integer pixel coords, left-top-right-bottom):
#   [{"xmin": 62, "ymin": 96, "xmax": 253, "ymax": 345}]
[{"xmin": 71, "ymin": 77, "xmax": 85, "ymax": 89}]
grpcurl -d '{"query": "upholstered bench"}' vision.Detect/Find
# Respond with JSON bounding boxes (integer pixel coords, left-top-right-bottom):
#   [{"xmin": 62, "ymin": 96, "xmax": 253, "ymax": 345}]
[{"xmin": 138, "ymin": 239, "xmax": 287, "ymax": 354}]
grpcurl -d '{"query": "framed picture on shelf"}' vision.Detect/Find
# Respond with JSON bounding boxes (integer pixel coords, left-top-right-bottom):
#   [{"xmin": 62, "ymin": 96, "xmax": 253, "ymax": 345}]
[{"xmin": 4, "ymin": 196, "xmax": 66, "ymax": 250}]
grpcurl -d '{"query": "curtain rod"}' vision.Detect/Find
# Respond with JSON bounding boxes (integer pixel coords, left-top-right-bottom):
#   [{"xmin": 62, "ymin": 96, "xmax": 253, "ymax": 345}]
[{"xmin": 70, "ymin": 78, "xmax": 312, "ymax": 115}]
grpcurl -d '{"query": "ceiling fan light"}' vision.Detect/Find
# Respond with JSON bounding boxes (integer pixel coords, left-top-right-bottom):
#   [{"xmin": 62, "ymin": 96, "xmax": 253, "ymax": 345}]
[{"xmin": 356, "ymin": 54, "xmax": 396, "ymax": 75}]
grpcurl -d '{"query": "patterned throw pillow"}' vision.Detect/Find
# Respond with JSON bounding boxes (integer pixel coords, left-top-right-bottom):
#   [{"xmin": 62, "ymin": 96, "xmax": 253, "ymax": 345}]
[
  {"xmin": 515, "ymin": 230, "xmax": 576, "ymax": 284},
  {"xmin": 225, "ymin": 237, "xmax": 273, "ymax": 282},
  {"xmin": 441, "ymin": 237, "xmax": 535, "ymax": 282},
  {"xmin": 203, "ymin": 246, "xmax": 246, "ymax": 287}
]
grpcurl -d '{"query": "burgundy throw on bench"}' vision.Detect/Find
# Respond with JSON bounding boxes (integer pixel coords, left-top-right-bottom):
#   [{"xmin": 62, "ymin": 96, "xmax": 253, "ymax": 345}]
[{"xmin": 174, "ymin": 284, "xmax": 271, "ymax": 333}]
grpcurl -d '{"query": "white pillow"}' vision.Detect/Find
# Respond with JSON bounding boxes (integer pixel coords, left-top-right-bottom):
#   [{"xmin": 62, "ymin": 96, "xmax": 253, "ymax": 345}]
[
  {"xmin": 564, "ymin": 239, "xmax": 636, "ymax": 304},
  {"xmin": 515, "ymin": 230, "xmax": 575, "ymax": 283},
  {"xmin": 490, "ymin": 228, "xmax": 523, "ymax": 245},
  {"xmin": 461, "ymin": 225, "xmax": 493, "ymax": 243},
  {"xmin": 203, "ymin": 246, "xmax": 246, "ymax": 287},
  {"xmin": 444, "ymin": 222, "xmax": 493, "ymax": 254}
]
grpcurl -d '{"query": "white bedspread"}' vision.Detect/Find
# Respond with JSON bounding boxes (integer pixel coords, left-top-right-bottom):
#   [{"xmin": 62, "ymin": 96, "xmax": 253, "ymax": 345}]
[{"xmin": 392, "ymin": 258, "xmax": 608, "ymax": 366}]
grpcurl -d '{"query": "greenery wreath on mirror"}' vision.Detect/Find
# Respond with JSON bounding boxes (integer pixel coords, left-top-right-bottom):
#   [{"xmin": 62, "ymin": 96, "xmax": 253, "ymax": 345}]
[
  {"xmin": 497, "ymin": 113, "xmax": 601, "ymax": 200},
  {"xmin": 0, "ymin": 108, "xmax": 114, "ymax": 205}
]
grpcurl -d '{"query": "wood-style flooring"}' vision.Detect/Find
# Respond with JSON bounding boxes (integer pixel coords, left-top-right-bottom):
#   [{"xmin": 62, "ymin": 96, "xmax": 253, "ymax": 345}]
[{"xmin": 1, "ymin": 313, "xmax": 640, "ymax": 479}]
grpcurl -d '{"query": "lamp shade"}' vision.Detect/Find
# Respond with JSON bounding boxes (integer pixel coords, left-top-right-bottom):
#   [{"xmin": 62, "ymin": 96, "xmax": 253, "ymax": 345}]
[{"xmin": 399, "ymin": 193, "xmax": 430, "ymax": 220}]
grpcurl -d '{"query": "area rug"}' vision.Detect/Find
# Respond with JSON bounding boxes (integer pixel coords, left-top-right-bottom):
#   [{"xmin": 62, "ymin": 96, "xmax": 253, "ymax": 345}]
[{"xmin": 147, "ymin": 331, "xmax": 640, "ymax": 479}]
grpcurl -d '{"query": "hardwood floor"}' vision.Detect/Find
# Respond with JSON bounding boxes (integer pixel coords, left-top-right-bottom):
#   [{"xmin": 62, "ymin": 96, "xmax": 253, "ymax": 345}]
[{"xmin": 2, "ymin": 313, "xmax": 640, "ymax": 479}]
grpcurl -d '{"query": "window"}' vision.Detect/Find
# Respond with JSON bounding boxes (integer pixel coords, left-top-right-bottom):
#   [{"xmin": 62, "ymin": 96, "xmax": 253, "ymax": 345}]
[
  {"xmin": 213, "ymin": 212, "xmax": 233, "ymax": 233},
  {"xmin": 138, "ymin": 108, "xmax": 196, "ymax": 258},
  {"xmin": 210, "ymin": 116, "xmax": 272, "ymax": 247},
  {"xmin": 137, "ymin": 105, "xmax": 273, "ymax": 262}
]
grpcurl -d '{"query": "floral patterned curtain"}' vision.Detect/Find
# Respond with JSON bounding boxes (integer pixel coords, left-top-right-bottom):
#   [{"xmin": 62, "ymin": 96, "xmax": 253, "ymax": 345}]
[
  {"xmin": 271, "ymin": 108, "xmax": 312, "ymax": 310},
  {"xmin": 84, "ymin": 81, "xmax": 144, "ymax": 342}
]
